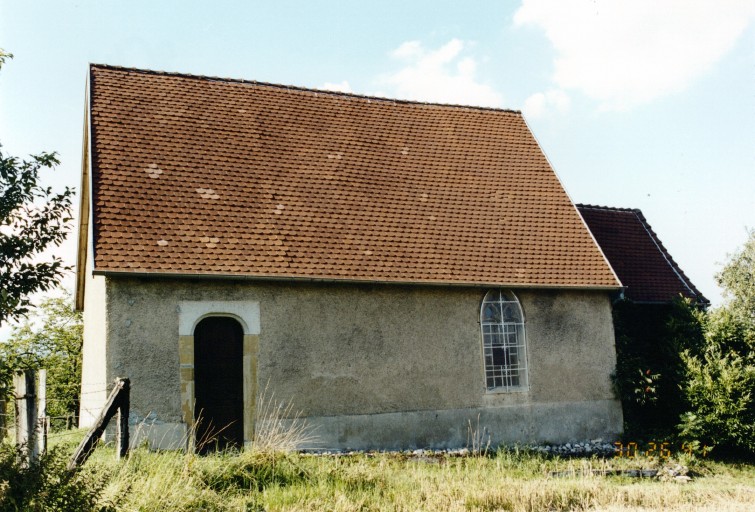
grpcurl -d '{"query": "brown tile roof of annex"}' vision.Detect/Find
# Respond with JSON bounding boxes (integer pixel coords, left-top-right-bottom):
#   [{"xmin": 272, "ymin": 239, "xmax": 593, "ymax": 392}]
[
  {"xmin": 85, "ymin": 64, "xmax": 620, "ymax": 289},
  {"xmin": 577, "ymin": 204, "xmax": 707, "ymax": 304}
]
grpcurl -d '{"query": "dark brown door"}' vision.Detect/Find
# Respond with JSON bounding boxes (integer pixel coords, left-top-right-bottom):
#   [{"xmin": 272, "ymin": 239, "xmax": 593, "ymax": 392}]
[{"xmin": 194, "ymin": 316, "xmax": 244, "ymax": 453}]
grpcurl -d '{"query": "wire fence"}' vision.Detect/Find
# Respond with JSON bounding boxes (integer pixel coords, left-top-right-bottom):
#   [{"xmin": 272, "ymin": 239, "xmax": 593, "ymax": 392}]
[
  {"xmin": 1, "ymin": 371, "xmax": 131, "ymax": 467},
  {"xmin": 0, "ymin": 380, "xmax": 117, "ymax": 443}
]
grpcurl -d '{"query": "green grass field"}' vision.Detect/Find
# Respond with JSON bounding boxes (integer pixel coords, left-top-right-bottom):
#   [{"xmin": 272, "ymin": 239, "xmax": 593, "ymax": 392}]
[{"xmin": 68, "ymin": 441, "xmax": 753, "ymax": 512}]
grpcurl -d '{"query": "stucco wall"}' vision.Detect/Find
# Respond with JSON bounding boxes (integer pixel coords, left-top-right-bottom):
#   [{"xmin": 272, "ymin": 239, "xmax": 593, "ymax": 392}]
[
  {"xmin": 79, "ymin": 255, "xmax": 108, "ymax": 427},
  {"xmin": 100, "ymin": 278, "xmax": 622, "ymax": 449}
]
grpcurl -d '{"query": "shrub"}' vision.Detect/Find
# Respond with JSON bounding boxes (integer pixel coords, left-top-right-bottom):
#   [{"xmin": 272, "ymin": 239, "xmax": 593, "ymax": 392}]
[
  {"xmin": 678, "ymin": 230, "xmax": 755, "ymax": 458},
  {"xmin": 679, "ymin": 346, "xmax": 755, "ymax": 457},
  {"xmin": 0, "ymin": 444, "xmax": 111, "ymax": 511}
]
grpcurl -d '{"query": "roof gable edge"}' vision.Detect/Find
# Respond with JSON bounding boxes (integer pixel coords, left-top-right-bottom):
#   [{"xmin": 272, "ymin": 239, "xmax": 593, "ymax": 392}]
[
  {"xmin": 87, "ymin": 63, "xmax": 523, "ymax": 115},
  {"xmin": 74, "ymin": 68, "xmax": 93, "ymax": 311}
]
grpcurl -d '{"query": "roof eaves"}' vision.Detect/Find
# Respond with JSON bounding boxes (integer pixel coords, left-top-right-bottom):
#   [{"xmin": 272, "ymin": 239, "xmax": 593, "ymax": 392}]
[{"xmin": 92, "ymin": 269, "xmax": 623, "ymax": 291}]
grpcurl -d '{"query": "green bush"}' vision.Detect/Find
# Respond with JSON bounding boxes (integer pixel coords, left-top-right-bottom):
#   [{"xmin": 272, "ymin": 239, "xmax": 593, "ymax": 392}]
[
  {"xmin": 677, "ymin": 230, "xmax": 755, "ymax": 458},
  {"xmin": 678, "ymin": 347, "xmax": 755, "ymax": 456},
  {"xmin": 0, "ymin": 444, "xmax": 111, "ymax": 512}
]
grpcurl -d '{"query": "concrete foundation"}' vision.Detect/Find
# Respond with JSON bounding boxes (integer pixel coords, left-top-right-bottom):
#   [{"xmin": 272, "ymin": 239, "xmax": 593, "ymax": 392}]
[{"xmin": 301, "ymin": 399, "xmax": 622, "ymax": 451}]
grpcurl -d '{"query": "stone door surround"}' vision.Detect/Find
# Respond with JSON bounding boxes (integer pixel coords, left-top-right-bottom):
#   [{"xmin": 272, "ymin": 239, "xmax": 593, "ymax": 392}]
[{"xmin": 178, "ymin": 300, "xmax": 260, "ymax": 450}]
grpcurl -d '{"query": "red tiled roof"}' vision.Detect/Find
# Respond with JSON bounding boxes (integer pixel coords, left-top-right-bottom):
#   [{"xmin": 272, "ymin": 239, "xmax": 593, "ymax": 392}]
[
  {"xmin": 577, "ymin": 204, "xmax": 707, "ymax": 303},
  {"xmin": 83, "ymin": 64, "xmax": 619, "ymax": 288}
]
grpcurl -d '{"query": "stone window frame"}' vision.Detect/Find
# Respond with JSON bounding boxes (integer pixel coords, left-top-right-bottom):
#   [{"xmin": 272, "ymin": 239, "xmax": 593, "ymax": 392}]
[
  {"xmin": 177, "ymin": 300, "xmax": 260, "ymax": 451},
  {"xmin": 480, "ymin": 290, "xmax": 528, "ymax": 393}
]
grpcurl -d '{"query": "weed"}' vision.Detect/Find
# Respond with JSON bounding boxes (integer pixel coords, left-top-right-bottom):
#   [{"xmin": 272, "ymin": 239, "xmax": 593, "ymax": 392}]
[
  {"xmin": 252, "ymin": 382, "xmax": 318, "ymax": 453},
  {"xmin": 0, "ymin": 443, "xmax": 111, "ymax": 512},
  {"xmin": 466, "ymin": 413, "xmax": 491, "ymax": 456}
]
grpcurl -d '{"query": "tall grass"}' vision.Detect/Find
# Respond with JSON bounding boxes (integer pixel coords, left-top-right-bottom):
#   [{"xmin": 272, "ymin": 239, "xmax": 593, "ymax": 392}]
[
  {"xmin": 86, "ymin": 445, "xmax": 755, "ymax": 511},
  {"xmin": 41, "ymin": 398, "xmax": 754, "ymax": 511},
  {"xmin": 92, "ymin": 386, "xmax": 318, "ymax": 510},
  {"xmin": 466, "ymin": 413, "xmax": 491, "ymax": 457},
  {"xmin": 252, "ymin": 382, "xmax": 318, "ymax": 453}
]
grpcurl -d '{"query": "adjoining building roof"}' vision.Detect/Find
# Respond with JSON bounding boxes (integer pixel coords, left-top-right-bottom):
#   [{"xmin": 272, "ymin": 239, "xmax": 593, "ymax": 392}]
[
  {"xmin": 576, "ymin": 204, "xmax": 707, "ymax": 304},
  {"xmin": 80, "ymin": 64, "xmax": 620, "ymax": 290}
]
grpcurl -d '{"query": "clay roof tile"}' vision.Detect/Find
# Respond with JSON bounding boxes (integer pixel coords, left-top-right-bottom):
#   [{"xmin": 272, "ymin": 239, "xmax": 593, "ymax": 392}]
[
  {"xmin": 577, "ymin": 204, "xmax": 707, "ymax": 303},
  {"xmin": 86, "ymin": 64, "xmax": 619, "ymax": 288}
]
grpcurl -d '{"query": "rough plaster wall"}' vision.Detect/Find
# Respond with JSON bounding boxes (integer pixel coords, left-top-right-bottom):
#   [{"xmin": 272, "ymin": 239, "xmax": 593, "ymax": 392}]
[
  {"xmin": 518, "ymin": 289, "xmax": 617, "ymax": 403},
  {"xmin": 258, "ymin": 283, "xmax": 483, "ymax": 416},
  {"xmin": 79, "ymin": 256, "xmax": 108, "ymax": 427},
  {"xmin": 104, "ymin": 279, "xmax": 619, "ymax": 437},
  {"xmin": 105, "ymin": 279, "xmax": 188, "ymax": 424}
]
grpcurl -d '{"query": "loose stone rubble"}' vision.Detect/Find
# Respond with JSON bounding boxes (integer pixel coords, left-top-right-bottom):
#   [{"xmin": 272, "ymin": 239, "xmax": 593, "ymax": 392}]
[
  {"xmin": 299, "ymin": 441, "xmax": 693, "ymax": 482},
  {"xmin": 302, "ymin": 439, "xmax": 617, "ymax": 458},
  {"xmin": 529, "ymin": 439, "xmax": 617, "ymax": 457}
]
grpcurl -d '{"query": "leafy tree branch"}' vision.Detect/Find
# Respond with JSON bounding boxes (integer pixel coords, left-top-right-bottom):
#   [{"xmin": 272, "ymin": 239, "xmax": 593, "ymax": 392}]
[{"xmin": 1, "ymin": 49, "xmax": 74, "ymax": 326}]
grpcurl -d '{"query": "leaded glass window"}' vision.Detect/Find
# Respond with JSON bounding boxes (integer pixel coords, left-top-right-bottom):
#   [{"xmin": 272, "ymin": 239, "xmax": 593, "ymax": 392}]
[{"xmin": 481, "ymin": 290, "xmax": 527, "ymax": 391}]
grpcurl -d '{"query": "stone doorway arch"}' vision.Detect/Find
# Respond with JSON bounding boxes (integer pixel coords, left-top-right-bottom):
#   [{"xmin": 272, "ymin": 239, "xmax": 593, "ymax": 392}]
[{"xmin": 178, "ymin": 300, "xmax": 260, "ymax": 451}]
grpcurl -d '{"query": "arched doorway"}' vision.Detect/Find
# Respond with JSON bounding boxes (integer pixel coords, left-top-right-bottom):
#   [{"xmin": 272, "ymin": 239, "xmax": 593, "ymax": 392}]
[{"xmin": 194, "ymin": 316, "xmax": 244, "ymax": 452}]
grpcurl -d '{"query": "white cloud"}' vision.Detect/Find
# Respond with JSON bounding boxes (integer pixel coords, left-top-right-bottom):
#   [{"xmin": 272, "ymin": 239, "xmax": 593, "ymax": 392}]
[
  {"xmin": 392, "ymin": 41, "xmax": 423, "ymax": 60},
  {"xmin": 523, "ymin": 89, "xmax": 571, "ymax": 118},
  {"xmin": 380, "ymin": 39, "xmax": 503, "ymax": 108},
  {"xmin": 514, "ymin": 0, "xmax": 755, "ymax": 110},
  {"xmin": 320, "ymin": 80, "xmax": 353, "ymax": 93}
]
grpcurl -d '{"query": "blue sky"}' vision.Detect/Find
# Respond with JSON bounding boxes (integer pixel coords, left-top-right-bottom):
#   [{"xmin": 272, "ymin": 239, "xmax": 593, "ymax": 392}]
[{"xmin": 1, "ymin": 0, "xmax": 754, "ymax": 335}]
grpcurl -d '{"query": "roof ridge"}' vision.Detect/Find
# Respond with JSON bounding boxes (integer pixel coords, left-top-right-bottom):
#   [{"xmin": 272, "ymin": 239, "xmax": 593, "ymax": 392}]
[
  {"xmin": 89, "ymin": 63, "xmax": 522, "ymax": 114},
  {"xmin": 630, "ymin": 209, "xmax": 708, "ymax": 303},
  {"xmin": 575, "ymin": 203, "xmax": 638, "ymax": 213},
  {"xmin": 577, "ymin": 203, "xmax": 709, "ymax": 304}
]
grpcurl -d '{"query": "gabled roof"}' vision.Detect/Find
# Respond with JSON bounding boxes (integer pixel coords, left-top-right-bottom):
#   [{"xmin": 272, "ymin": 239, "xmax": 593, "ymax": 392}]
[
  {"xmin": 576, "ymin": 204, "xmax": 707, "ymax": 304},
  {"xmin": 78, "ymin": 64, "xmax": 619, "ymax": 296}
]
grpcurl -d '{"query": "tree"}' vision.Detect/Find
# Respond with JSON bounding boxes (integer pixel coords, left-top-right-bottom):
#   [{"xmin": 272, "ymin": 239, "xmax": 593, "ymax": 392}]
[
  {"xmin": 0, "ymin": 292, "xmax": 83, "ymax": 429},
  {"xmin": 679, "ymin": 230, "xmax": 755, "ymax": 457},
  {"xmin": 706, "ymin": 230, "xmax": 755, "ymax": 358},
  {"xmin": 715, "ymin": 229, "xmax": 755, "ymax": 336},
  {"xmin": 0, "ymin": 49, "xmax": 74, "ymax": 325}
]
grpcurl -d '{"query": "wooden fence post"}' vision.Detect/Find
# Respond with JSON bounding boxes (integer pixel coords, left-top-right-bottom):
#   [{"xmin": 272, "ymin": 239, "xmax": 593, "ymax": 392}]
[
  {"xmin": 69, "ymin": 377, "xmax": 130, "ymax": 470},
  {"xmin": 14, "ymin": 370, "xmax": 40, "ymax": 462},
  {"xmin": 37, "ymin": 370, "xmax": 47, "ymax": 456},
  {"xmin": 0, "ymin": 395, "xmax": 6, "ymax": 440},
  {"xmin": 116, "ymin": 378, "xmax": 130, "ymax": 459}
]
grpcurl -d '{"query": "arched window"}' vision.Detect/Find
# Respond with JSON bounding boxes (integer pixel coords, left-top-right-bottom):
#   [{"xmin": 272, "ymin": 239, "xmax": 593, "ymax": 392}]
[{"xmin": 480, "ymin": 290, "xmax": 527, "ymax": 391}]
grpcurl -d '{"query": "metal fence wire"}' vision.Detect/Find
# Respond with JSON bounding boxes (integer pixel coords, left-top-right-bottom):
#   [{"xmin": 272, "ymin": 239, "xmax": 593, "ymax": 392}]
[{"xmin": 1, "ymin": 371, "xmax": 130, "ymax": 467}]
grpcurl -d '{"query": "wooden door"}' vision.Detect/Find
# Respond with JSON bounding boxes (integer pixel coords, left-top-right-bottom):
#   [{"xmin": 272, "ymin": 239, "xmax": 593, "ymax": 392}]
[{"xmin": 194, "ymin": 316, "xmax": 244, "ymax": 453}]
